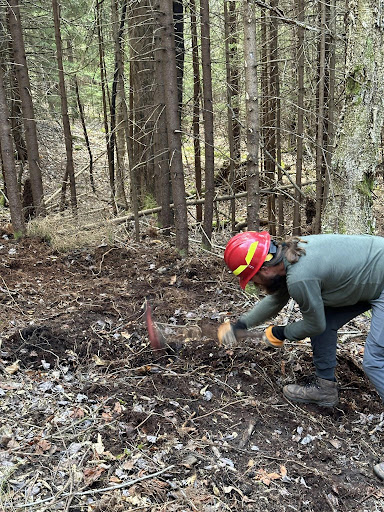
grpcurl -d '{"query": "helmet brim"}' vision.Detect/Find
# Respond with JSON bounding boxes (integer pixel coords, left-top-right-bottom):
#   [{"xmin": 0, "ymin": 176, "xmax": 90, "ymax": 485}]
[{"xmin": 239, "ymin": 266, "xmax": 258, "ymax": 290}]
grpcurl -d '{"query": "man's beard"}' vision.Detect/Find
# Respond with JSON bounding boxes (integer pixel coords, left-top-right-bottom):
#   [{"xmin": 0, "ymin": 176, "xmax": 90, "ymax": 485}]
[{"xmin": 263, "ymin": 274, "xmax": 286, "ymax": 294}]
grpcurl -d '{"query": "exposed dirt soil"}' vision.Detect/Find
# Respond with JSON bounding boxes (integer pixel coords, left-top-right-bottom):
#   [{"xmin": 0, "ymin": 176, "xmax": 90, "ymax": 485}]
[{"xmin": 0, "ymin": 233, "xmax": 383, "ymax": 511}]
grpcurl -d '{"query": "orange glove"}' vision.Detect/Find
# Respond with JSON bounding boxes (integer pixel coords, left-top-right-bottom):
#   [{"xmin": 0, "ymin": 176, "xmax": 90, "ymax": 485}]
[{"xmin": 262, "ymin": 325, "xmax": 285, "ymax": 348}]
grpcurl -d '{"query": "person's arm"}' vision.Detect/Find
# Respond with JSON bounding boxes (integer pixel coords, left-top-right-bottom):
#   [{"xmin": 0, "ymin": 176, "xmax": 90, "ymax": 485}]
[
  {"xmin": 239, "ymin": 288, "xmax": 290, "ymax": 329},
  {"xmin": 283, "ymin": 279, "xmax": 326, "ymax": 341}
]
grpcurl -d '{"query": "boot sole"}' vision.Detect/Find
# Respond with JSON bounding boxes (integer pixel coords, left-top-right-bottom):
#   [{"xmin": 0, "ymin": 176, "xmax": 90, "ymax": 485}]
[{"xmin": 283, "ymin": 391, "xmax": 338, "ymax": 407}]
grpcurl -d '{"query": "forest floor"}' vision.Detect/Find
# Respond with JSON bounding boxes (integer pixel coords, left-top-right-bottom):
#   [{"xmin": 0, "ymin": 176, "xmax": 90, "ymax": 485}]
[{"xmin": 0, "ymin": 231, "xmax": 383, "ymax": 512}]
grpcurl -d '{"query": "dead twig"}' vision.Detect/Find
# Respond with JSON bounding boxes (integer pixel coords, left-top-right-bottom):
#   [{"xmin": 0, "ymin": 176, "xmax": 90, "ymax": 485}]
[
  {"xmin": 0, "ymin": 276, "xmax": 25, "ymax": 315},
  {"xmin": 324, "ymin": 493, "xmax": 338, "ymax": 512},
  {"xmin": 10, "ymin": 465, "xmax": 175, "ymax": 509},
  {"xmin": 238, "ymin": 419, "xmax": 257, "ymax": 449}
]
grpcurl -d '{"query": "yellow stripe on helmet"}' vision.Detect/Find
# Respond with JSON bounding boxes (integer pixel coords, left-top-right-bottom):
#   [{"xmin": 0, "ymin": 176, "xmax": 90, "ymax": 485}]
[
  {"xmin": 233, "ymin": 264, "xmax": 248, "ymax": 276},
  {"xmin": 233, "ymin": 241, "xmax": 273, "ymax": 276},
  {"xmin": 233, "ymin": 241, "xmax": 259, "ymax": 276},
  {"xmin": 245, "ymin": 241, "xmax": 259, "ymax": 264}
]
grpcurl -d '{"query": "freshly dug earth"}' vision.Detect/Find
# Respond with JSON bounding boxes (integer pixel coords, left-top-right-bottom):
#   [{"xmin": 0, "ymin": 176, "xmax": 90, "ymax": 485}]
[{"xmin": 0, "ymin": 233, "xmax": 383, "ymax": 511}]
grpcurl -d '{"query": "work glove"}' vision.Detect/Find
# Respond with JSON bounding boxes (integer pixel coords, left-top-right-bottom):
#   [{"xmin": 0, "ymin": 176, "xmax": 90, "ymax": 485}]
[
  {"xmin": 262, "ymin": 325, "xmax": 285, "ymax": 348},
  {"xmin": 217, "ymin": 320, "xmax": 247, "ymax": 348}
]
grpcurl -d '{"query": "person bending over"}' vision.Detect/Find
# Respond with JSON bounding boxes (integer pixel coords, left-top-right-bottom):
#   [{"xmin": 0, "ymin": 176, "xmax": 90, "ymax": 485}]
[{"xmin": 220, "ymin": 231, "xmax": 384, "ymax": 479}]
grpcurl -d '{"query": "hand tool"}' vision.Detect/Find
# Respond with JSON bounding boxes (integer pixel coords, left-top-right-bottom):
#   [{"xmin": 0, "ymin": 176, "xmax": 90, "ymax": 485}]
[
  {"xmin": 217, "ymin": 321, "xmax": 264, "ymax": 347},
  {"xmin": 145, "ymin": 301, "xmax": 167, "ymax": 352}
]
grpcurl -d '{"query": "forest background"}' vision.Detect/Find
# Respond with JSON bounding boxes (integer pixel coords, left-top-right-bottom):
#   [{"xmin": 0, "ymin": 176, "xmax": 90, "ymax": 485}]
[
  {"xmin": 1, "ymin": 0, "xmax": 384, "ymax": 250},
  {"xmin": 1, "ymin": 2, "xmax": 384, "ymax": 511}
]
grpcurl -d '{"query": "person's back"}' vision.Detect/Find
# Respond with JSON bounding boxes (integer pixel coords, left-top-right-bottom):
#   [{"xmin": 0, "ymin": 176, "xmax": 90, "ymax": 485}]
[{"xmin": 286, "ymin": 234, "xmax": 384, "ymax": 306}]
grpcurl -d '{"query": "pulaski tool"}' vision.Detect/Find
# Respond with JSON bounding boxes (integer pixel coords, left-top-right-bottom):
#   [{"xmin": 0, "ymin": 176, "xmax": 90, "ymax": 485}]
[{"xmin": 145, "ymin": 302, "xmax": 167, "ymax": 353}]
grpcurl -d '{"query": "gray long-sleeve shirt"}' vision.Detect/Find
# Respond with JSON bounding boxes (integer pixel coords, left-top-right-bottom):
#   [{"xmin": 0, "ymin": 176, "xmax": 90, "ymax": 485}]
[{"xmin": 239, "ymin": 234, "xmax": 384, "ymax": 341}]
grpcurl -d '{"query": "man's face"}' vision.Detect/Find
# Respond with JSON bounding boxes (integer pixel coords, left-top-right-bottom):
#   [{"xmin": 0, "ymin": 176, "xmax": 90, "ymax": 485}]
[{"xmin": 251, "ymin": 267, "xmax": 286, "ymax": 294}]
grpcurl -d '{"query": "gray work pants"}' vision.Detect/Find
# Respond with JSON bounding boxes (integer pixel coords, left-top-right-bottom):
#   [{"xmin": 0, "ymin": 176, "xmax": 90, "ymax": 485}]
[
  {"xmin": 311, "ymin": 293, "xmax": 384, "ymax": 403},
  {"xmin": 363, "ymin": 289, "xmax": 384, "ymax": 402}
]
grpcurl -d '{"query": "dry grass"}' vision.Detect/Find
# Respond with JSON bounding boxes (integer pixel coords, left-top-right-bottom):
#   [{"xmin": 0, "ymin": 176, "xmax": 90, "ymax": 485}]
[{"xmin": 26, "ymin": 209, "xmax": 128, "ymax": 252}]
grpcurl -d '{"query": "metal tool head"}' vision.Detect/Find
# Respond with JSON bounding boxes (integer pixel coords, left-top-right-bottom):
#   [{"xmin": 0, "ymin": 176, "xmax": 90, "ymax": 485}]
[{"xmin": 145, "ymin": 302, "xmax": 166, "ymax": 352}]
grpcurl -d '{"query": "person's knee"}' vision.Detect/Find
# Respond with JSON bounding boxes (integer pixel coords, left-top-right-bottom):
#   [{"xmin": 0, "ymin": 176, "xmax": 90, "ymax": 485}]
[
  {"xmin": 362, "ymin": 358, "xmax": 376, "ymax": 375},
  {"xmin": 362, "ymin": 346, "xmax": 384, "ymax": 378}
]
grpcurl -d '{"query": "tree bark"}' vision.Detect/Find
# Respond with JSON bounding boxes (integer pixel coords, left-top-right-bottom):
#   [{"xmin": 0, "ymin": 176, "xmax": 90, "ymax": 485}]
[
  {"xmin": 173, "ymin": 0, "xmax": 185, "ymax": 121},
  {"xmin": 6, "ymin": 18, "xmax": 27, "ymax": 168},
  {"xmin": 261, "ymin": 7, "xmax": 276, "ymax": 235},
  {"xmin": 322, "ymin": 0, "xmax": 384, "ymax": 234},
  {"xmin": 243, "ymin": 0, "xmax": 260, "ymax": 230},
  {"xmin": 52, "ymin": 0, "xmax": 77, "ymax": 213},
  {"xmin": 323, "ymin": 0, "xmax": 336, "ymax": 210},
  {"xmin": 293, "ymin": 0, "xmax": 305, "ymax": 235},
  {"xmin": 96, "ymin": 0, "xmax": 115, "ymax": 210},
  {"xmin": 127, "ymin": 1, "xmax": 156, "ymax": 200},
  {"xmin": 224, "ymin": 0, "xmax": 240, "ymax": 232},
  {"xmin": 7, "ymin": 0, "xmax": 44, "ymax": 216},
  {"xmin": 75, "ymin": 79, "xmax": 95, "ymax": 194},
  {"xmin": 111, "ymin": 0, "xmax": 128, "ymax": 209},
  {"xmin": 190, "ymin": 0, "xmax": 202, "ymax": 224},
  {"xmin": 200, "ymin": 0, "xmax": 215, "ymax": 249},
  {"xmin": 153, "ymin": 3, "xmax": 172, "ymax": 232},
  {"xmin": 314, "ymin": 0, "xmax": 326, "ymax": 233},
  {"xmin": 0, "ymin": 66, "xmax": 26, "ymax": 235},
  {"xmin": 159, "ymin": 0, "xmax": 188, "ymax": 254},
  {"xmin": 270, "ymin": 0, "xmax": 282, "ymax": 235}
]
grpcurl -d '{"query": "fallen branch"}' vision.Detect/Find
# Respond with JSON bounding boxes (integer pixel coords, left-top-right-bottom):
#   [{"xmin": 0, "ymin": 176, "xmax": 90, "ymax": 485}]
[
  {"xmin": 253, "ymin": 0, "xmax": 320, "ymax": 33},
  {"xmin": 11, "ymin": 465, "xmax": 174, "ymax": 508},
  {"xmin": 83, "ymin": 180, "xmax": 316, "ymax": 229}
]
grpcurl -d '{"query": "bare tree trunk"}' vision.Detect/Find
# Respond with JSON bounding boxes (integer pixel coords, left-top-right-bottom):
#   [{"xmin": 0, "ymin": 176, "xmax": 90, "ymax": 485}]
[
  {"xmin": 314, "ymin": 0, "xmax": 326, "ymax": 233},
  {"xmin": 52, "ymin": 0, "xmax": 77, "ymax": 213},
  {"xmin": 323, "ymin": 0, "xmax": 336, "ymax": 208},
  {"xmin": 227, "ymin": 1, "xmax": 241, "ymax": 163},
  {"xmin": 224, "ymin": 0, "xmax": 240, "ymax": 232},
  {"xmin": 111, "ymin": 0, "xmax": 128, "ymax": 209},
  {"xmin": 173, "ymin": 0, "xmax": 185, "ymax": 120},
  {"xmin": 200, "ymin": 0, "xmax": 214, "ymax": 249},
  {"xmin": 270, "ymin": 0, "xmax": 282, "ymax": 235},
  {"xmin": 153, "ymin": 3, "xmax": 172, "ymax": 231},
  {"xmin": 96, "ymin": 0, "xmax": 115, "ymax": 211},
  {"xmin": 190, "ymin": 0, "xmax": 202, "ymax": 224},
  {"xmin": 261, "ymin": 7, "xmax": 276, "ymax": 235},
  {"xmin": 7, "ymin": 0, "xmax": 44, "ymax": 216},
  {"xmin": 224, "ymin": 0, "xmax": 235, "ymax": 230},
  {"xmin": 120, "ymin": 68, "xmax": 140, "ymax": 241},
  {"xmin": 243, "ymin": 0, "xmax": 260, "ymax": 230},
  {"xmin": 127, "ymin": 1, "xmax": 156, "ymax": 200},
  {"xmin": 160, "ymin": 0, "xmax": 188, "ymax": 254},
  {"xmin": 6, "ymin": 24, "xmax": 27, "ymax": 169},
  {"xmin": 293, "ymin": 0, "xmax": 305, "ymax": 235},
  {"xmin": 75, "ymin": 79, "xmax": 95, "ymax": 194},
  {"xmin": 0, "ymin": 66, "xmax": 26, "ymax": 235}
]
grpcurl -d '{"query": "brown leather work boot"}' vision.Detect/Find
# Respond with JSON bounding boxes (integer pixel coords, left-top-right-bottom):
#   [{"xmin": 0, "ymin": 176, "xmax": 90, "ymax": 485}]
[{"xmin": 283, "ymin": 375, "xmax": 339, "ymax": 407}]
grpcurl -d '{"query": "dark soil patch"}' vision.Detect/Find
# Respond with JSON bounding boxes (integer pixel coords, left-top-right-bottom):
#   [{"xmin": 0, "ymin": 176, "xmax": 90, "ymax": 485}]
[{"xmin": 0, "ymin": 235, "xmax": 383, "ymax": 511}]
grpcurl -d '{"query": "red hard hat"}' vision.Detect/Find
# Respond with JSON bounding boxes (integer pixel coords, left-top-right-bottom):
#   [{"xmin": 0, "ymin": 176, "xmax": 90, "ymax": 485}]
[{"xmin": 224, "ymin": 231, "xmax": 271, "ymax": 289}]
